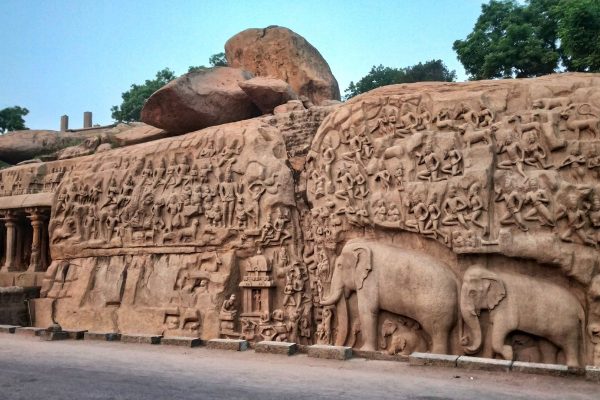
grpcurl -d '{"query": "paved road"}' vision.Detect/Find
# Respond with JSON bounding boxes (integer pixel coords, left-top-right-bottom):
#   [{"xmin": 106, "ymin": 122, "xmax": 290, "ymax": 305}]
[{"xmin": 0, "ymin": 334, "xmax": 597, "ymax": 400}]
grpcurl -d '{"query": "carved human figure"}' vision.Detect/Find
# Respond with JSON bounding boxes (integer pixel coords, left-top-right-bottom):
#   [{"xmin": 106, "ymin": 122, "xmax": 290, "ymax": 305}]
[
  {"xmin": 496, "ymin": 134, "xmax": 527, "ymax": 180},
  {"xmin": 321, "ymin": 241, "xmax": 458, "ymax": 353},
  {"xmin": 466, "ymin": 182, "xmax": 488, "ymax": 234},
  {"xmin": 523, "ymin": 178, "xmax": 555, "ymax": 227},
  {"xmin": 218, "ymin": 166, "xmax": 240, "ymax": 227},
  {"xmin": 522, "ymin": 130, "xmax": 552, "ymax": 169},
  {"xmin": 460, "ymin": 264, "xmax": 585, "ymax": 367},
  {"xmin": 423, "ymin": 192, "xmax": 447, "ymax": 243},
  {"xmin": 555, "ymin": 190, "xmax": 596, "ymax": 247},
  {"xmin": 558, "ymin": 145, "xmax": 587, "ymax": 183},
  {"xmin": 495, "ymin": 177, "xmax": 528, "ymax": 232},
  {"xmin": 405, "ymin": 193, "xmax": 428, "ymax": 233},
  {"xmin": 442, "ymin": 184, "xmax": 469, "ymax": 229},
  {"xmin": 442, "ymin": 144, "xmax": 463, "ymax": 177},
  {"xmin": 416, "ymin": 142, "xmax": 444, "ymax": 182}
]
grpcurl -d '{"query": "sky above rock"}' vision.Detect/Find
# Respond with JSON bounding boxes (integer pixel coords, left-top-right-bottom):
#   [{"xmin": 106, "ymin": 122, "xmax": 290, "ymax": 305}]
[{"xmin": 0, "ymin": 0, "xmax": 482, "ymax": 130}]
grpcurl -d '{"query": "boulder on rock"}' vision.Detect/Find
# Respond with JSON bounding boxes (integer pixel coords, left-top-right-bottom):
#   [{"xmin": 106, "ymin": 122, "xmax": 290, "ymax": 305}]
[
  {"xmin": 238, "ymin": 77, "xmax": 298, "ymax": 114},
  {"xmin": 225, "ymin": 26, "xmax": 340, "ymax": 106},
  {"xmin": 141, "ymin": 67, "xmax": 260, "ymax": 133}
]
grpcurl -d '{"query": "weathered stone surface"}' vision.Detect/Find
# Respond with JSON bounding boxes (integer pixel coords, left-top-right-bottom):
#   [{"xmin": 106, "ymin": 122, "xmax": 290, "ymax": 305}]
[
  {"xmin": 238, "ymin": 77, "xmax": 299, "ymax": 114},
  {"xmin": 0, "ymin": 286, "xmax": 39, "ymax": 326},
  {"xmin": 14, "ymin": 326, "xmax": 44, "ymax": 336},
  {"xmin": 409, "ymin": 352, "xmax": 458, "ymax": 367},
  {"xmin": 255, "ymin": 341, "xmax": 298, "ymax": 355},
  {"xmin": 457, "ymin": 356, "xmax": 512, "ymax": 372},
  {"xmin": 120, "ymin": 334, "xmax": 162, "ymax": 344},
  {"xmin": 273, "ymin": 100, "xmax": 306, "ymax": 115},
  {"xmin": 353, "ymin": 349, "xmax": 408, "ymax": 362},
  {"xmin": 206, "ymin": 339, "xmax": 249, "ymax": 351},
  {"xmin": 141, "ymin": 67, "xmax": 260, "ymax": 133},
  {"xmin": 84, "ymin": 332, "xmax": 121, "ymax": 341},
  {"xmin": 0, "ymin": 324, "xmax": 18, "ymax": 333},
  {"xmin": 225, "ymin": 26, "xmax": 340, "ymax": 105},
  {"xmin": 586, "ymin": 365, "xmax": 600, "ymax": 382},
  {"xmin": 511, "ymin": 361, "xmax": 569, "ymax": 376},
  {"xmin": 307, "ymin": 345, "xmax": 352, "ymax": 360},
  {"xmin": 161, "ymin": 336, "xmax": 203, "ymax": 347},
  {"xmin": 64, "ymin": 329, "xmax": 87, "ymax": 340}
]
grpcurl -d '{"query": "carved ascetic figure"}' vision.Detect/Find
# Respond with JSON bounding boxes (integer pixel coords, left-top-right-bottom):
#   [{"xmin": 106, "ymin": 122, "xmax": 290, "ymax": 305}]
[
  {"xmin": 320, "ymin": 240, "xmax": 458, "ymax": 354},
  {"xmin": 460, "ymin": 264, "xmax": 585, "ymax": 367}
]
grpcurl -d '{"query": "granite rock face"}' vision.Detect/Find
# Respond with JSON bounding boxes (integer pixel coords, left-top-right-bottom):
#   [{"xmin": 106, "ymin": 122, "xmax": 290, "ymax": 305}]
[
  {"xmin": 1, "ymin": 73, "xmax": 600, "ymax": 371},
  {"xmin": 225, "ymin": 26, "xmax": 340, "ymax": 105},
  {"xmin": 141, "ymin": 67, "xmax": 261, "ymax": 134},
  {"xmin": 238, "ymin": 77, "xmax": 299, "ymax": 114}
]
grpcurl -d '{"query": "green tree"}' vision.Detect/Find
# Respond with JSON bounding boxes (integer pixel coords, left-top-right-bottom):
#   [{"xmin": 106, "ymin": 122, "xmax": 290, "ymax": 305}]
[
  {"xmin": 453, "ymin": 0, "xmax": 600, "ymax": 80},
  {"xmin": 0, "ymin": 106, "xmax": 29, "ymax": 133},
  {"xmin": 111, "ymin": 68, "xmax": 176, "ymax": 122},
  {"xmin": 208, "ymin": 52, "xmax": 227, "ymax": 67},
  {"xmin": 345, "ymin": 60, "xmax": 456, "ymax": 99},
  {"xmin": 556, "ymin": 0, "xmax": 600, "ymax": 72}
]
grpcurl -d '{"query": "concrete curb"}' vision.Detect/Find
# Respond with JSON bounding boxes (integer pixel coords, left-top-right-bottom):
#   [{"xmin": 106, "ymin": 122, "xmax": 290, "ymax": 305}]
[
  {"xmin": 0, "ymin": 325, "xmax": 19, "ymax": 333},
  {"xmin": 409, "ymin": 352, "xmax": 459, "ymax": 367},
  {"xmin": 84, "ymin": 332, "xmax": 121, "ymax": 341},
  {"xmin": 307, "ymin": 345, "xmax": 352, "ymax": 360},
  {"xmin": 120, "ymin": 334, "xmax": 162, "ymax": 345},
  {"xmin": 457, "ymin": 356, "xmax": 512, "ymax": 372},
  {"xmin": 161, "ymin": 336, "xmax": 203, "ymax": 348},
  {"xmin": 206, "ymin": 339, "xmax": 249, "ymax": 351},
  {"xmin": 255, "ymin": 341, "xmax": 298, "ymax": 356}
]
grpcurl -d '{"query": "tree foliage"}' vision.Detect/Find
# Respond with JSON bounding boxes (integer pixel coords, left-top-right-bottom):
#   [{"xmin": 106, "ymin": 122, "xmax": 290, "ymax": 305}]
[
  {"xmin": 111, "ymin": 68, "xmax": 176, "ymax": 122},
  {"xmin": 0, "ymin": 106, "xmax": 29, "ymax": 133},
  {"xmin": 453, "ymin": 0, "xmax": 600, "ymax": 80},
  {"xmin": 111, "ymin": 53, "xmax": 228, "ymax": 122},
  {"xmin": 344, "ymin": 60, "xmax": 456, "ymax": 99}
]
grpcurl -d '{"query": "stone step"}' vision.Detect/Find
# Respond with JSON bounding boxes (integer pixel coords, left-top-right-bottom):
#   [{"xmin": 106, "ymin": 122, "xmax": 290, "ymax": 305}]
[
  {"xmin": 120, "ymin": 334, "xmax": 162, "ymax": 345},
  {"xmin": 206, "ymin": 338, "xmax": 249, "ymax": 351},
  {"xmin": 586, "ymin": 366, "xmax": 600, "ymax": 382},
  {"xmin": 409, "ymin": 352, "xmax": 459, "ymax": 367},
  {"xmin": 457, "ymin": 355, "xmax": 512, "ymax": 372},
  {"xmin": 84, "ymin": 332, "xmax": 121, "ymax": 341},
  {"xmin": 39, "ymin": 330, "xmax": 70, "ymax": 341},
  {"xmin": 14, "ymin": 327, "xmax": 44, "ymax": 337},
  {"xmin": 255, "ymin": 341, "xmax": 298, "ymax": 356},
  {"xmin": 161, "ymin": 336, "xmax": 203, "ymax": 348},
  {"xmin": 512, "ymin": 361, "xmax": 570, "ymax": 377},
  {"xmin": 307, "ymin": 345, "xmax": 352, "ymax": 360},
  {"xmin": 0, "ymin": 325, "xmax": 19, "ymax": 334}
]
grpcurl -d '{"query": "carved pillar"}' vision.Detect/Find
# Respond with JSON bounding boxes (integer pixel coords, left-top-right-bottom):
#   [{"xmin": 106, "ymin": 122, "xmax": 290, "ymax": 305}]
[
  {"xmin": 26, "ymin": 208, "xmax": 43, "ymax": 272},
  {"xmin": 1, "ymin": 211, "xmax": 17, "ymax": 272}
]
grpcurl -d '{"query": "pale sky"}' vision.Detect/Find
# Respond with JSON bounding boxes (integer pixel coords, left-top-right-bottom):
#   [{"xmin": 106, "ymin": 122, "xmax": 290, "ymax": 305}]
[{"xmin": 0, "ymin": 0, "xmax": 484, "ymax": 130}]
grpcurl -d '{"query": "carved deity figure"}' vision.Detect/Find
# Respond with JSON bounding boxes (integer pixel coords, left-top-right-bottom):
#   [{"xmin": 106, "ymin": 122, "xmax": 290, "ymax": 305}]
[
  {"xmin": 556, "ymin": 190, "xmax": 597, "ymax": 247},
  {"xmin": 416, "ymin": 142, "xmax": 444, "ymax": 182},
  {"xmin": 523, "ymin": 178, "xmax": 555, "ymax": 227},
  {"xmin": 442, "ymin": 184, "xmax": 469, "ymax": 229},
  {"xmin": 495, "ymin": 177, "xmax": 528, "ymax": 232}
]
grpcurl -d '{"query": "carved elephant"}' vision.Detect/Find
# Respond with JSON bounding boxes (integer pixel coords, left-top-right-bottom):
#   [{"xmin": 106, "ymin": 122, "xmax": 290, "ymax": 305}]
[
  {"xmin": 380, "ymin": 318, "xmax": 428, "ymax": 356},
  {"xmin": 460, "ymin": 264, "xmax": 585, "ymax": 367},
  {"xmin": 321, "ymin": 240, "xmax": 458, "ymax": 353},
  {"xmin": 587, "ymin": 275, "xmax": 600, "ymax": 366}
]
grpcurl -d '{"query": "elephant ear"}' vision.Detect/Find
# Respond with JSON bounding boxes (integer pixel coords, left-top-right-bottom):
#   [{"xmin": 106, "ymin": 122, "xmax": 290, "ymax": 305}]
[
  {"xmin": 483, "ymin": 278, "xmax": 506, "ymax": 310},
  {"xmin": 353, "ymin": 247, "xmax": 372, "ymax": 290}
]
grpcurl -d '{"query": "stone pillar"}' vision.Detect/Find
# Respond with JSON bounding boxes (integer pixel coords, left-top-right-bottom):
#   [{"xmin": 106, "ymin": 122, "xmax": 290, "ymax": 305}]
[
  {"xmin": 60, "ymin": 115, "xmax": 69, "ymax": 131},
  {"xmin": 26, "ymin": 208, "xmax": 43, "ymax": 272},
  {"xmin": 83, "ymin": 111, "xmax": 92, "ymax": 128},
  {"xmin": 1, "ymin": 212, "xmax": 17, "ymax": 272}
]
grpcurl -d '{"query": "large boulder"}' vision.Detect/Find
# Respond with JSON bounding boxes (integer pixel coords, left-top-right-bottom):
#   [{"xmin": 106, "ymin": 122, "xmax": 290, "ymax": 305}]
[
  {"xmin": 141, "ymin": 67, "xmax": 260, "ymax": 133},
  {"xmin": 238, "ymin": 77, "xmax": 298, "ymax": 113},
  {"xmin": 225, "ymin": 26, "xmax": 341, "ymax": 105}
]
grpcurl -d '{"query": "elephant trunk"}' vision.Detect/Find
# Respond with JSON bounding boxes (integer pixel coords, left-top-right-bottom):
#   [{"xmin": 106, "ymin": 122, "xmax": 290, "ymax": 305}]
[
  {"xmin": 320, "ymin": 286, "xmax": 343, "ymax": 306},
  {"xmin": 461, "ymin": 309, "xmax": 482, "ymax": 354}
]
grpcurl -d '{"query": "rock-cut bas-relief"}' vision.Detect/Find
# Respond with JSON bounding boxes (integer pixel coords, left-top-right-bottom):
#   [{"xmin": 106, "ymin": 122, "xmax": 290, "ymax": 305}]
[{"xmin": 0, "ymin": 74, "xmax": 599, "ymax": 368}]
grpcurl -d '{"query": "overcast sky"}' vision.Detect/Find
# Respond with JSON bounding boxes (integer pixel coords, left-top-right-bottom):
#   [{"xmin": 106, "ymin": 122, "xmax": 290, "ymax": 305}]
[{"xmin": 0, "ymin": 0, "xmax": 484, "ymax": 130}]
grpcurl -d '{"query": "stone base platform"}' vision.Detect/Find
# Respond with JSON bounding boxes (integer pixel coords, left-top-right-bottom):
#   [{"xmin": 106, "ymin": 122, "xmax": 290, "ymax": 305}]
[
  {"xmin": 0, "ymin": 325, "xmax": 19, "ymax": 333},
  {"xmin": 255, "ymin": 341, "xmax": 298, "ymax": 356},
  {"xmin": 64, "ymin": 330, "xmax": 87, "ymax": 340},
  {"xmin": 84, "ymin": 332, "xmax": 121, "ymax": 341},
  {"xmin": 39, "ymin": 330, "xmax": 69, "ymax": 341},
  {"xmin": 307, "ymin": 345, "xmax": 352, "ymax": 360},
  {"xmin": 409, "ymin": 352, "xmax": 459, "ymax": 367},
  {"xmin": 161, "ymin": 336, "xmax": 203, "ymax": 347},
  {"xmin": 353, "ymin": 349, "xmax": 409, "ymax": 362},
  {"xmin": 121, "ymin": 334, "xmax": 162, "ymax": 345},
  {"xmin": 15, "ymin": 326, "xmax": 43, "ymax": 336},
  {"xmin": 206, "ymin": 339, "xmax": 248, "ymax": 351},
  {"xmin": 586, "ymin": 366, "xmax": 600, "ymax": 382},
  {"xmin": 512, "ymin": 361, "xmax": 570, "ymax": 377},
  {"xmin": 457, "ymin": 356, "xmax": 512, "ymax": 372}
]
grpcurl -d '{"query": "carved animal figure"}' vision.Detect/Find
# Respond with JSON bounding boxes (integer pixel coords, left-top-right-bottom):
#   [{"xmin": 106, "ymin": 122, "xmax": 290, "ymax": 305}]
[
  {"xmin": 560, "ymin": 104, "xmax": 599, "ymax": 139},
  {"xmin": 532, "ymin": 97, "xmax": 571, "ymax": 110},
  {"xmin": 51, "ymin": 218, "xmax": 75, "ymax": 244},
  {"xmin": 460, "ymin": 264, "xmax": 585, "ymax": 367},
  {"xmin": 587, "ymin": 275, "xmax": 600, "ymax": 353},
  {"xmin": 321, "ymin": 240, "xmax": 458, "ymax": 353},
  {"xmin": 379, "ymin": 317, "xmax": 428, "ymax": 356},
  {"xmin": 177, "ymin": 220, "xmax": 200, "ymax": 242}
]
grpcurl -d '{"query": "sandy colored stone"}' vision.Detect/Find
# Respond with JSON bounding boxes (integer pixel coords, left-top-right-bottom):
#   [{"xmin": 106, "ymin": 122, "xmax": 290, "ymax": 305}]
[
  {"xmin": 307, "ymin": 345, "xmax": 352, "ymax": 360},
  {"xmin": 141, "ymin": 67, "xmax": 260, "ymax": 133},
  {"xmin": 206, "ymin": 339, "xmax": 249, "ymax": 351},
  {"xmin": 238, "ymin": 77, "xmax": 299, "ymax": 114},
  {"xmin": 225, "ymin": 26, "xmax": 340, "ymax": 105},
  {"xmin": 511, "ymin": 361, "xmax": 569, "ymax": 377},
  {"xmin": 409, "ymin": 352, "xmax": 458, "ymax": 367},
  {"xmin": 84, "ymin": 332, "xmax": 121, "ymax": 341},
  {"xmin": 161, "ymin": 336, "xmax": 203, "ymax": 347},
  {"xmin": 457, "ymin": 356, "xmax": 512, "ymax": 372},
  {"xmin": 254, "ymin": 341, "xmax": 298, "ymax": 355},
  {"xmin": 120, "ymin": 334, "xmax": 162, "ymax": 344}
]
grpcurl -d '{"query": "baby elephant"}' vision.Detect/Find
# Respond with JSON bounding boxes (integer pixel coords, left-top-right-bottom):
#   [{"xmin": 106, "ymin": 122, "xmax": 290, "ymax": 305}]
[{"xmin": 379, "ymin": 317, "xmax": 428, "ymax": 355}]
